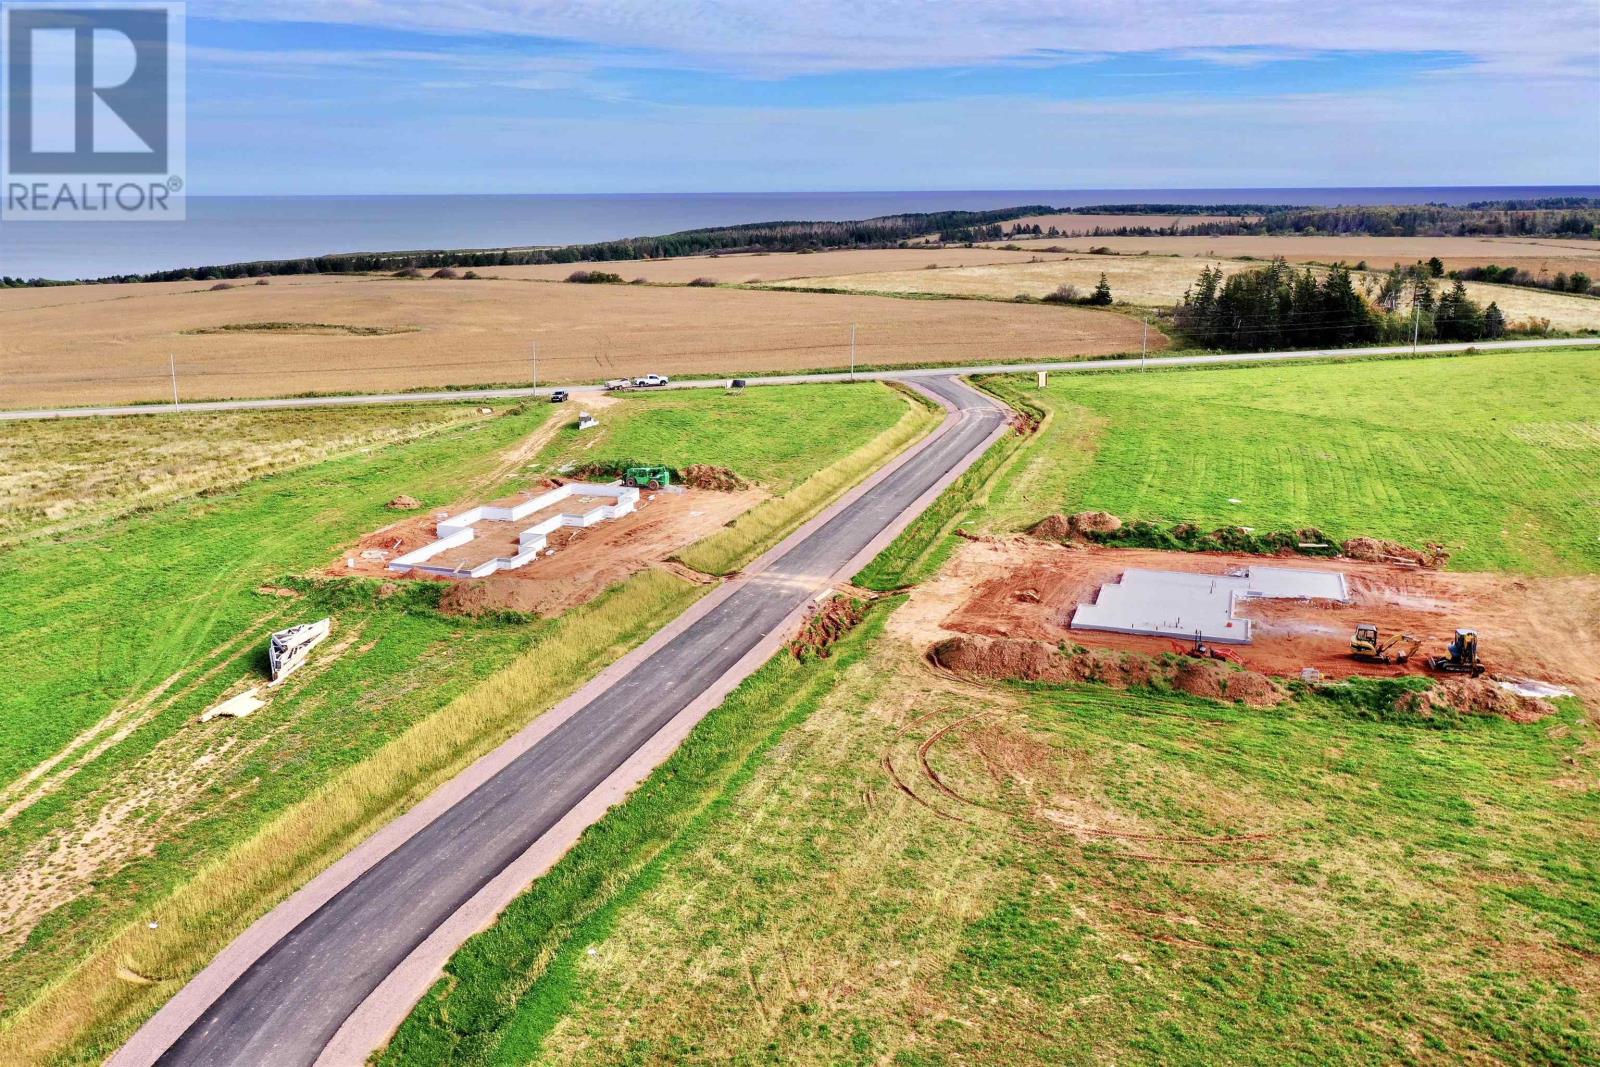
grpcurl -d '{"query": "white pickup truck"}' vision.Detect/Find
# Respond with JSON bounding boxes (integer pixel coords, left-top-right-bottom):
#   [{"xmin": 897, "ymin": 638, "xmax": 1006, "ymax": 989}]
[{"xmin": 632, "ymin": 374, "xmax": 671, "ymax": 388}]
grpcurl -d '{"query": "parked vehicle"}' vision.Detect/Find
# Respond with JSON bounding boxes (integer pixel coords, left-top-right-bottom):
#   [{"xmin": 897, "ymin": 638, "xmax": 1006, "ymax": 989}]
[
  {"xmin": 633, "ymin": 374, "xmax": 671, "ymax": 388},
  {"xmin": 729, "ymin": 379, "xmax": 748, "ymax": 389},
  {"xmin": 550, "ymin": 389, "xmax": 569, "ymax": 403}
]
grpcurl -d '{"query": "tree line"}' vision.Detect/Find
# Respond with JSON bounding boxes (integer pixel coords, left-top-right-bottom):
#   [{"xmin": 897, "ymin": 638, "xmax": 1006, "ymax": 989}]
[
  {"xmin": 1173, "ymin": 259, "xmax": 1522, "ymax": 351},
  {"xmin": 12, "ymin": 206, "xmax": 1056, "ymax": 285}
]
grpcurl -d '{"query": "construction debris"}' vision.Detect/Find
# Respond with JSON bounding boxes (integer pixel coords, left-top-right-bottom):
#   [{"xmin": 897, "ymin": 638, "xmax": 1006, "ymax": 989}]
[
  {"xmin": 387, "ymin": 495, "xmax": 423, "ymax": 511},
  {"xmin": 269, "ymin": 619, "xmax": 332, "ymax": 686},
  {"xmin": 200, "ymin": 688, "xmax": 266, "ymax": 723}
]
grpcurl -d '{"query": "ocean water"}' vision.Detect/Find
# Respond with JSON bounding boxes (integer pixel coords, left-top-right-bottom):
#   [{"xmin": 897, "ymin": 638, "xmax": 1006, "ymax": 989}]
[{"xmin": 2, "ymin": 186, "xmax": 1595, "ymax": 281}]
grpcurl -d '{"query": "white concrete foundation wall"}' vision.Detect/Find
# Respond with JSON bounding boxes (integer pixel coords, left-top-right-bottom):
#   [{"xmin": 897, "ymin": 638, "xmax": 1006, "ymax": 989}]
[{"xmin": 388, "ymin": 483, "xmax": 641, "ymax": 579}]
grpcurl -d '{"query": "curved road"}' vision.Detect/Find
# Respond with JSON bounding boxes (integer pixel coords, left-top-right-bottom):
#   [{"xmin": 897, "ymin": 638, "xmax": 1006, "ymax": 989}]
[{"xmin": 134, "ymin": 377, "xmax": 1008, "ymax": 1067}]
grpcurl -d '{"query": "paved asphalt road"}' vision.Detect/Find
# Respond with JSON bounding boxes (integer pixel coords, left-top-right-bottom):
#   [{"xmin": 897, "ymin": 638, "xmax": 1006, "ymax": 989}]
[
  {"xmin": 3, "ymin": 337, "xmax": 1593, "ymax": 422},
  {"xmin": 152, "ymin": 377, "xmax": 1008, "ymax": 1067}
]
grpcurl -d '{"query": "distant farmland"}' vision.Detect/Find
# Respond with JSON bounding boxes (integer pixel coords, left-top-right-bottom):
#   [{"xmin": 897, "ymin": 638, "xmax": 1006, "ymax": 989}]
[
  {"xmin": 0, "ymin": 274, "xmax": 1153, "ymax": 409},
  {"xmin": 776, "ymin": 254, "xmax": 1600, "ymax": 330}
]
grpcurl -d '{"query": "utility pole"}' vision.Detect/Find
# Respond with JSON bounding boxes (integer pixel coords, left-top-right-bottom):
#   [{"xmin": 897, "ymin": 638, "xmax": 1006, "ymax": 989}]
[
  {"xmin": 169, "ymin": 353, "xmax": 179, "ymax": 405},
  {"xmin": 1411, "ymin": 297, "xmax": 1421, "ymax": 357},
  {"xmin": 1141, "ymin": 318, "xmax": 1148, "ymax": 369},
  {"xmin": 850, "ymin": 322, "xmax": 857, "ymax": 381}
]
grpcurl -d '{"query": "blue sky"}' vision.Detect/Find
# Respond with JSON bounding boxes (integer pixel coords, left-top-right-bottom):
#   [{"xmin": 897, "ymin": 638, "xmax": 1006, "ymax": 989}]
[{"xmin": 182, "ymin": 1, "xmax": 1600, "ymax": 194}]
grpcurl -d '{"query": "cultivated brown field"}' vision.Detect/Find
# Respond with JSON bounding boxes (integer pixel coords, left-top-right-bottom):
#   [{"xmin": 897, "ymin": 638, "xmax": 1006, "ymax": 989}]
[
  {"xmin": 0, "ymin": 274, "xmax": 1157, "ymax": 409},
  {"xmin": 772, "ymin": 254, "xmax": 1600, "ymax": 330},
  {"xmin": 999, "ymin": 211, "xmax": 1250, "ymax": 234},
  {"xmin": 479, "ymin": 246, "xmax": 1056, "ymax": 284},
  {"xmin": 984, "ymin": 233, "xmax": 1600, "ymax": 277}
]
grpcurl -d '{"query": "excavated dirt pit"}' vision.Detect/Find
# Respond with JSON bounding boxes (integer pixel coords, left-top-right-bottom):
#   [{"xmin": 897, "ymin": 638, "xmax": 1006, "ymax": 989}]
[
  {"xmin": 892, "ymin": 538, "xmax": 1600, "ymax": 709},
  {"xmin": 330, "ymin": 485, "xmax": 765, "ymax": 616}
]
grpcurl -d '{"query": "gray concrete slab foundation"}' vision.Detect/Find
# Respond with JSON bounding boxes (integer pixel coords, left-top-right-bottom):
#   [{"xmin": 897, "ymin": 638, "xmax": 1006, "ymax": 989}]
[{"xmin": 1071, "ymin": 566, "xmax": 1348, "ymax": 644}]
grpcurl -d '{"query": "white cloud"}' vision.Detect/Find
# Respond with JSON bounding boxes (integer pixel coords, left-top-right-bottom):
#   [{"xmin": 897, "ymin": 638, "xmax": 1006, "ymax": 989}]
[{"xmin": 192, "ymin": 0, "xmax": 1600, "ymax": 78}]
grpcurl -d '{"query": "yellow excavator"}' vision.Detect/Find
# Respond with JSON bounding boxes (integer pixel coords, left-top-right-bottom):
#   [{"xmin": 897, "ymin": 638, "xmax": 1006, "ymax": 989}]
[
  {"xmin": 1350, "ymin": 624, "xmax": 1421, "ymax": 665},
  {"xmin": 1428, "ymin": 629, "xmax": 1487, "ymax": 678}
]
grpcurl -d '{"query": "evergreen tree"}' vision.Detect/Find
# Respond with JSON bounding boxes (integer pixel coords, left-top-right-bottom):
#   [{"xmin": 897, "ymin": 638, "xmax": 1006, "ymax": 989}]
[
  {"xmin": 1483, "ymin": 302, "xmax": 1507, "ymax": 338},
  {"xmin": 1089, "ymin": 273, "xmax": 1114, "ymax": 305}
]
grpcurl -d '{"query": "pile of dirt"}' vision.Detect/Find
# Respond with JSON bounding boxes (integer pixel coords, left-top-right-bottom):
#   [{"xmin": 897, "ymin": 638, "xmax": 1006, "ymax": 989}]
[
  {"xmin": 930, "ymin": 635, "xmax": 1285, "ymax": 707},
  {"xmin": 790, "ymin": 596, "xmax": 866, "ymax": 660},
  {"xmin": 387, "ymin": 495, "xmax": 423, "ymax": 511},
  {"xmin": 438, "ymin": 581, "xmax": 493, "ymax": 617},
  {"xmin": 1396, "ymin": 678, "xmax": 1555, "ymax": 724},
  {"xmin": 1343, "ymin": 536, "xmax": 1449, "ymax": 569},
  {"xmin": 1028, "ymin": 510, "xmax": 1122, "ymax": 542},
  {"xmin": 679, "ymin": 465, "xmax": 748, "ymax": 492}
]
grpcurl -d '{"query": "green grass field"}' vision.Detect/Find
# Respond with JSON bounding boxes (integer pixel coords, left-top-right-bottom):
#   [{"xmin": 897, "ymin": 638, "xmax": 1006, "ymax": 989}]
[
  {"xmin": 979, "ymin": 348, "xmax": 1600, "ymax": 574},
  {"xmin": 379, "ymin": 351, "xmax": 1598, "ymax": 1065},
  {"xmin": 0, "ymin": 383, "xmax": 911, "ymax": 1061},
  {"xmin": 546, "ymin": 384, "xmax": 910, "ymax": 492},
  {"xmin": 383, "ymin": 606, "xmax": 1599, "ymax": 1067}
]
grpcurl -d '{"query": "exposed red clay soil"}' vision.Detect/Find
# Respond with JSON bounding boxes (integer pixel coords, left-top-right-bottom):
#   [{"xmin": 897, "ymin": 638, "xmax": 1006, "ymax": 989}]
[
  {"xmin": 679, "ymin": 465, "xmax": 748, "ymax": 492},
  {"xmin": 1402, "ymin": 678, "xmax": 1556, "ymax": 724},
  {"xmin": 930, "ymin": 635, "xmax": 1287, "ymax": 707},
  {"xmin": 789, "ymin": 595, "xmax": 868, "ymax": 659},
  {"xmin": 1029, "ymin": 511, "xmax": 1123, "ymax": 542},
  {"xmin": 890, "ymin": 538, "xmax": 1600, "ymax": 711},
  {"xmin": 330, "ymin": 485, "xmax": 764, "ymax": 617},
  {"xmin": 1344, "ymin": 535, "xmax": 1450, "ymax": 570},
  {"xmin": 386, "ymin": 495, "xmax": 423, "ymax": 511}
]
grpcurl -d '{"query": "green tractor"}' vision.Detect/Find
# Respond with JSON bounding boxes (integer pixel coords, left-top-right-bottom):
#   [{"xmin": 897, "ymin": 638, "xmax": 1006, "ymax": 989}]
[{"xmin": 624, "ymin": 466, "xmax": 673, "ymax": 490}]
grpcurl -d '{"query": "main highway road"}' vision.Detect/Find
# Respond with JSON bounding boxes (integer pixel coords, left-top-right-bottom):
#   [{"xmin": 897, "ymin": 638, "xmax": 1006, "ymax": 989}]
[
  {"xmin": 117, "ymin": 376, "xmax": 1010, "ymax": 1067},
  {"xmin": 4, "ymin": 336, "xmax": 1594, "ymax": 422}
]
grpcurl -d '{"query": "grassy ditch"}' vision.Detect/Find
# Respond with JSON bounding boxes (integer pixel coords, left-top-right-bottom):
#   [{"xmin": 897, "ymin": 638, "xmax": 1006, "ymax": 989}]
[
  {"xmin": 854, "ymin": 388, "xmax": 1040, "ymax": 591},
  {"xmin": 377, "ymin": 598, "xmax": 890, "ymax": 1066},
  {"xmin": 678, "ymin": 388, "xmax": 940, "ymax": 575}
]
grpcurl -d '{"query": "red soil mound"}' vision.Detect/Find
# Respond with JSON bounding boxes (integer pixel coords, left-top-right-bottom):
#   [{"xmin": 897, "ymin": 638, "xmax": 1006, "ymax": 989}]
[
  {"xmin": 438, "ymin": 580, "xmax": 494, "ymax": 617},
  {"xmin": 680, "ymin": 465, "xmax": 747, "ymax": 492},
  {"xmin": 930, "ymin": 635, "xmax": 1285, "ymax": 707},
  {"xmin": 387, "ymin": 495, "xmax": 423, "ymax": 511},
  {"xmin": 1344, "ymin": 536, "xmax": 1449, "ymax": 570},
  {"xmin": 1028, "ymin": 510, "xmax": 1123, "ymax": 543},
  {"xmin": 1397, "ymin": 678, "xmax": 1555, "ymax": 724}
]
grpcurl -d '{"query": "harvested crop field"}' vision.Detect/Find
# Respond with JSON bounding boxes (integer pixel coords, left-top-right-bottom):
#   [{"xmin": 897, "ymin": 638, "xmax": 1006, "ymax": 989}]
[
  {"xmin": 0, "ymin": 274, "xmax": 1148, "ymax": 409},
  {"xmin": 893, "ymin": 538, "xmax": 1600, "ymax": 704},
  {"xmin": 333, "ymin": 485, "xmax": 761, "ymax": 617},
  {"xmin": 771, "ymin": 253, "xmax": 1259, "ymax": 307},
  {"xmin": 776, "ymin": 254, "xmax": 1600, "ymax": 328},
  {"xmin": 986, "ymin": 233, "xmax": 1600, "ymax": 277},
  {"xmin": 998, "ymin": 211, "xmax": 1252, "ymax": 234},
  {"xmin": 480, "ymin": 246, "xmax": 1055, "ymax": 283}
]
